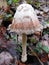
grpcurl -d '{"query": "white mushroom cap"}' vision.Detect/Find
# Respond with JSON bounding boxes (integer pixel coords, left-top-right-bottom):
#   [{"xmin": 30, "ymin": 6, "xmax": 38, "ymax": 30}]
[{"xmin": 8, "ymin": 4, "xmax": 43, "ymax": 34}]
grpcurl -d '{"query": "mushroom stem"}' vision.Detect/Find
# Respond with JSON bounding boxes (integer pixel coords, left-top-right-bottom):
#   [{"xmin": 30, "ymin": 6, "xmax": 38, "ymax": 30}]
[{"xmin": 21, "ymin": 34, "xmax": 27, "ymax": 62}]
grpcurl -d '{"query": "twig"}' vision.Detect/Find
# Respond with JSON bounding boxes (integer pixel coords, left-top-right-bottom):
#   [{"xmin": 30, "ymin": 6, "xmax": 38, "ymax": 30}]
[{"xmin": 28, "ymin": 46, "xmax": 44, "ymax": 65}]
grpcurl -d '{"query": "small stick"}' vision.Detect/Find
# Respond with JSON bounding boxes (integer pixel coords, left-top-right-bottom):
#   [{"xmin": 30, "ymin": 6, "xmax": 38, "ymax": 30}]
[{"xmin": 28, "ymin": 46, "xmax": 44, "ymax": 65}]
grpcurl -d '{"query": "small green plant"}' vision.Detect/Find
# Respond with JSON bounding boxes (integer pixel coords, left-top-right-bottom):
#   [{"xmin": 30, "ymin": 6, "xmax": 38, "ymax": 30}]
[{"xmin": 31, "ymin": 37, "xmax": 36, "ymax": 43}]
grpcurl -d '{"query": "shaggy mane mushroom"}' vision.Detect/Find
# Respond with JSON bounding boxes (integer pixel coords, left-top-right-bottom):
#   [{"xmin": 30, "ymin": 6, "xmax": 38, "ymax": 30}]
[{"xmin": 8, "ymin": 4, "xmax": 43, "ymax": 62}]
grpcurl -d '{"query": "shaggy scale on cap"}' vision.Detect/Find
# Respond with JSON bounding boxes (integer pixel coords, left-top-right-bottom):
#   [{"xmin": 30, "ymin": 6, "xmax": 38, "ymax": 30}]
[{"xmin": 8, "ymin": 4, "xmax": 43, "ymax": 34}]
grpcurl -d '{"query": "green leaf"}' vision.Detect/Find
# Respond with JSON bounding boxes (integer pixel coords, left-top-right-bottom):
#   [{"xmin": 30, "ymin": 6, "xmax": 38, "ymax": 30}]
[
  {"xmin": 37, "ymin": 42, "xmax": 49, "ymax": 53},
  {"xmin": 34, "ymin": 48, "xmax": 42, "ymax": 53},
  {"xmin": 37, "ymin": 42, "xmax": 42, "ymax": 48},
  {"xmin": 16, "ymin": 44, "xmax": 22, "ymax": 52},
  {"xmin": 7, "ymin": 0, "xmax": 12, "ymax": 5},
  {"xmin": 42, "ymin": 46, "xmax": 49, "ymax": 53},
  {"xmin": 13, "ymin": 0, "xmax": 19, "ymax": 3}
]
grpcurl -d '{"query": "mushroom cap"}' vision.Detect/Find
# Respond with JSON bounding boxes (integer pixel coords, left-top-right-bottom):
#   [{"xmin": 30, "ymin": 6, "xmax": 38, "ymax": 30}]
[
  {"xmin": 8, "ymin": 4, "xmax": 43, "ymax": 34},
  {"xmin": 0, "ymin": 51, "xmax": 13, "ymax": 65}
]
